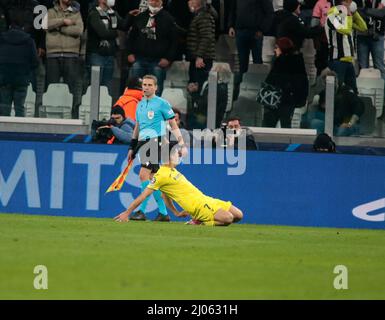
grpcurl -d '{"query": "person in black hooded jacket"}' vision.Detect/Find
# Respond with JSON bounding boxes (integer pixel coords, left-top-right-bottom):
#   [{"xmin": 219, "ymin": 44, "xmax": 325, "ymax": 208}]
[
  {"xmin": 262, "ymin": 37, "xmax": 308, "ymax": 128},
  {"xmin": 0, "ymin": 11, "xmax": 39, "ymax": 116},
  {"xmin": 274, "ymin": 0, "xmax": 322, "ymax": 51}
]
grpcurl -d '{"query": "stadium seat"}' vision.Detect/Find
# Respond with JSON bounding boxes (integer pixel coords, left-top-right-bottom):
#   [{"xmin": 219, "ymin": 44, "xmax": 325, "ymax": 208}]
[
  {"xmin": 215, "ymin": 35, "xmax": 239, "ymax": 72},
  {"xmin": 356, "ymin": 77, "xmax": 384, "ymax": 118},
  {"xmin": 212, "ymin": 62, "xmax": 234, "ymax": 115},
  {"xmin": 358, "ymin": 68, "xmax": 381, "ymax": 78},
  {"xmin": 262, "ymin": 36, "xmax": 276, "ymax": 66},
  {"xmin": 291, "ymin": 105, "xmax": 308, "ymax": 129},
  {"xmin": 241, "ymin": 64, "xmax": 269, "ymax": 91},
  {"xmin": 24, "ymin": 84, "xmax": 36, "ymax": 117},
  {"xmin": 358, "ymin": 96, "xmax": 376, "ymax": 135},
  {"xmin": 232, "ymin": 65, "xmax": 269, "ymax": 126},
  {"xmin": 161, "ymin": 88, "xmax": 188, "ymax": 115},
  {"xmin": 273, "ymin": 0, "xmax": 284, "ymax": 10},
  {"xmin": 9, "ymin": 84, "xmax": 35, "ymax": 117},
  {"xmin": 79, "ymin": 86, "xmax": 112, "ymax": 125},
  {"xmin": 301, "ymin": 39, "xmax": 317, "ymax": 86},
  {"xmin": 41, "ymin": 84, "xmax": 73, "ymax": 119},
  {"xmin": 164, "ymin": 61, "xmax": 190, "ymax": 89}
]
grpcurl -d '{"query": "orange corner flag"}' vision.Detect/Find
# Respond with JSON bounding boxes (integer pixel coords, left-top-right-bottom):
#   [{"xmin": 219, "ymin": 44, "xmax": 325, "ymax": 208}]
[{"xmin": 105, "ymin": 159, "xmax": 134, "ymax": 193}]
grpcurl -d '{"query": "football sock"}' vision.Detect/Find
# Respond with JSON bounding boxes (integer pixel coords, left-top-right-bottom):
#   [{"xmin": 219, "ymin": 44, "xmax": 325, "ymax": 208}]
[
  {"xmin": 203, "ymin": 221, "xmax": 215, "ymax": 226},
  {"xmin": 138, "ymin": 180, "xmax": 150, "ymax": 212},
  {"xmin": 153, "ymin": 190, "xmax": 168, "ymax": 216}
]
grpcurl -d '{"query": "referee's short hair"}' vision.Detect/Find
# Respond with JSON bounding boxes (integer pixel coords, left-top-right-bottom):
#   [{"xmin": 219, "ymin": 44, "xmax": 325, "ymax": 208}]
[{"xmin": 143, "ymin": 74, "xmax": 158, "ymax": 85}]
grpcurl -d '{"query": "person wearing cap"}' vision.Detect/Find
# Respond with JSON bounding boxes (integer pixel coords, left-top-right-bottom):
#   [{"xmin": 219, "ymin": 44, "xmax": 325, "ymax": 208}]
[
  {"xmin": 96, "ymin": 105, "xmax": 136, "ymax": 145},
  {"xmin": 262, "ymin": 37, "xmax": 309, "ymax": 128},
  {"xmin": 275, "ymin": 0, "xmax": 323, "ymax": 51},
  {"xmin": 313, "ymin": 132, "xmax": 336, "ymax": 152},
  {"xmin": 112, "ymin": 76, "xmax": 143, "ymax": 121}
]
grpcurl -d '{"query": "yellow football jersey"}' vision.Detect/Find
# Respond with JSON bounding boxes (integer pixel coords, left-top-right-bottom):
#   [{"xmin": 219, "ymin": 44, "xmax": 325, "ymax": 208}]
[{"xmin": 147, "ymin": 166, "xmax": 205, "ymax": 213}]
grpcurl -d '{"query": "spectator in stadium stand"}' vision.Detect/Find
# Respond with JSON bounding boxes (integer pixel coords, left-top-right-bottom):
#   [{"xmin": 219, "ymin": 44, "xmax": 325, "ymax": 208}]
[
  {"xmin": 228, "ymin": 0, "xmax": 274, "ymax": 100},
  {"xmin": 186, "ymin": 0, "xmax": 216, "ymax": 93},
  {"xmin": 112, "ymin": 76, "xmax": 143, "ymax": 121},
  {"xmin": 302, "ymin": 84, "xmax": 365, "ymax": 136},
  {"xmin": 355, "ymin": 0, "xmax": 385, "ymax": 119},
  {"xmin": 126, "ymin": 0, "xmax": 178, "ymax": 96},
  {"xmin": 0, "ymin": 11, "xmax": 39, "ymax": 116},
  {"xmin": 262, "ymin": 37, "xmax": 309, "ymax": 128},
  {"xmin": 164, "ymin": 0, "xmax": 218, "ymax": 60},
  {"xmin": 4, "ymin": 0, "xmax": 47, "ymax": 117},
  {"xmin": 46, "ymin": 0, "xmax": 84, "ymax": 119},
  {"xmin": 163, "ymin": 0, "xmax": 192, "ymax": 60},
  {"xmin": 324, "ymin": 0, "xmax": 367, "ymax": 94},
  {"xmin": 209, "ymin": 0, "xmax": 232, "ymax": 37},
  {"xmin": 86, "ymin": 0, "xmax": 128, "ymax": 95},
  {"xmin": 275, "ymin": 0, "xmax": 323, "ymax": 52},
  {"xmin": 300, "ymin": 0, "xmax": 318, "ymax": 27},
  {"xmin": 311, "ymin": 0, "xmax": 331, "ymax": 75}
]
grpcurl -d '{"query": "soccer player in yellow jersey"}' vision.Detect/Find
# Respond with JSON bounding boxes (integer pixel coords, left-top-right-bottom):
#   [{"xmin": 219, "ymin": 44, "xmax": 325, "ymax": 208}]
[{"xmin": 114, "ymin": 142, "xmax": 243, "ymax": 226}]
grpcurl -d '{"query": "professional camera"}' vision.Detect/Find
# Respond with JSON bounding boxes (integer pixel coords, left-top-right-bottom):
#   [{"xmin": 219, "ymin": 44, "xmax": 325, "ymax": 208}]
[{"xmin": 91, "ymin": 118, "xmax": 117, "ymax": 143}]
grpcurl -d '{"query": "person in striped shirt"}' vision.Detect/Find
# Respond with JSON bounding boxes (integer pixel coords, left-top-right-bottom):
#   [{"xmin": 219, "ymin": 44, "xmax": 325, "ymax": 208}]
[{"xmin": 324, "ymin": 0, "xmax": 367, "ymax": 93}]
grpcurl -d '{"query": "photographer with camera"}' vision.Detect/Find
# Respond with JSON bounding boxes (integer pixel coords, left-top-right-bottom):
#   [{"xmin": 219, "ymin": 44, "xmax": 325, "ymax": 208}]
[
  {"xmin": 212, "ymin": 117, "xmax": 258, "ymax": 150},
  {"xmin": 92, "ymin": 105, "xmax": 135, "ymax": 145}
]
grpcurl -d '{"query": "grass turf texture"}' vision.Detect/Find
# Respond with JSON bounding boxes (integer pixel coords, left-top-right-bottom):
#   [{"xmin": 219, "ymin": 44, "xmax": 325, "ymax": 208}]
[{"xmin": 0, "ymin": 213, "xmax": 385, "ymax": 299}]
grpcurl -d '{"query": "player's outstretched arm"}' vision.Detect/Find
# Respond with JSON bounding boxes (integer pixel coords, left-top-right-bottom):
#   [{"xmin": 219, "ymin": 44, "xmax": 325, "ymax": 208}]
[
  {"xmin": 162, "ymin": 194, "xmax": 190, "ymax": 218},
  {"xmin": 114, "ymin": 188, "xmax": 154, "ymax": 222}
]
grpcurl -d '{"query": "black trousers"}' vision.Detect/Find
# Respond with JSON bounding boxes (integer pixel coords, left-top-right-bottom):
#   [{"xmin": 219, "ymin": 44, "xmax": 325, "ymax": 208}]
[{"xmin": 262, "ymin": 104, "xmax": 296, "ymax": 128}]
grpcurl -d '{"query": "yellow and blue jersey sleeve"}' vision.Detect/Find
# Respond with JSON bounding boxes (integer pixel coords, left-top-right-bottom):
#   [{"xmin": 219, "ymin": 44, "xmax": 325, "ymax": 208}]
[{"xmin": 147, "ymin": 171, "xmax": 165, "ymax": 191}]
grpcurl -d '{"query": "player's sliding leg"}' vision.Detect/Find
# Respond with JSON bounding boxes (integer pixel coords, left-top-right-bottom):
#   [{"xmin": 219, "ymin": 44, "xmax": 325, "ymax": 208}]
[
  {"xmin": 212, "ymin": 209, "xmax": 234, "ymax": 226},
  {"xmin": 229, "ymin": 205, "xmax": 243, "ymax": 223}
]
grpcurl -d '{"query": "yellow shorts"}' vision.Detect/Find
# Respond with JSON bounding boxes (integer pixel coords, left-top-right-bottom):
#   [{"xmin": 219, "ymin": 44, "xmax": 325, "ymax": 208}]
[{"xmin": 193, "ymin": 196, "xmax": 232, "ymax": 223}]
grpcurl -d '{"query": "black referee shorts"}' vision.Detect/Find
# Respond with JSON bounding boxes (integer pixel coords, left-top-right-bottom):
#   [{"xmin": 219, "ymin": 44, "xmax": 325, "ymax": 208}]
[{"xmin": 134, "ymin": 136, "xmax": 168, "ymax": 173}]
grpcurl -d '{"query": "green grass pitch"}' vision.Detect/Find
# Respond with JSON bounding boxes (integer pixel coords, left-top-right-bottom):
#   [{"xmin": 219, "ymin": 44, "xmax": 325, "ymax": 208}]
[{"xmin": 0, "ymin": 213, "xmax": 385, "ymax": 299}]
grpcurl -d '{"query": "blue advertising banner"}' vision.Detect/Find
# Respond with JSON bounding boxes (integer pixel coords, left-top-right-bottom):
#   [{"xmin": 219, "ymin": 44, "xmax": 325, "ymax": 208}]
[{"xmin": 0, "ymin": 140, "xmax": 385, "ymax": 229}]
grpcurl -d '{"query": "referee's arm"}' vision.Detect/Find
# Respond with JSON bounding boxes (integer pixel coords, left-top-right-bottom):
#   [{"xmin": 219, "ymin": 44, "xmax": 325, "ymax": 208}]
[
  {"xmin": 127, "ymin": 122, "xmax": 140, "ymax": 161},
  {"xmin": 168, "ymin": 118, "xmax": 185, "ymax": 146},
  {"xmin": 168, "ymin": 118, "xmax": 188, "ymax": 156}
]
